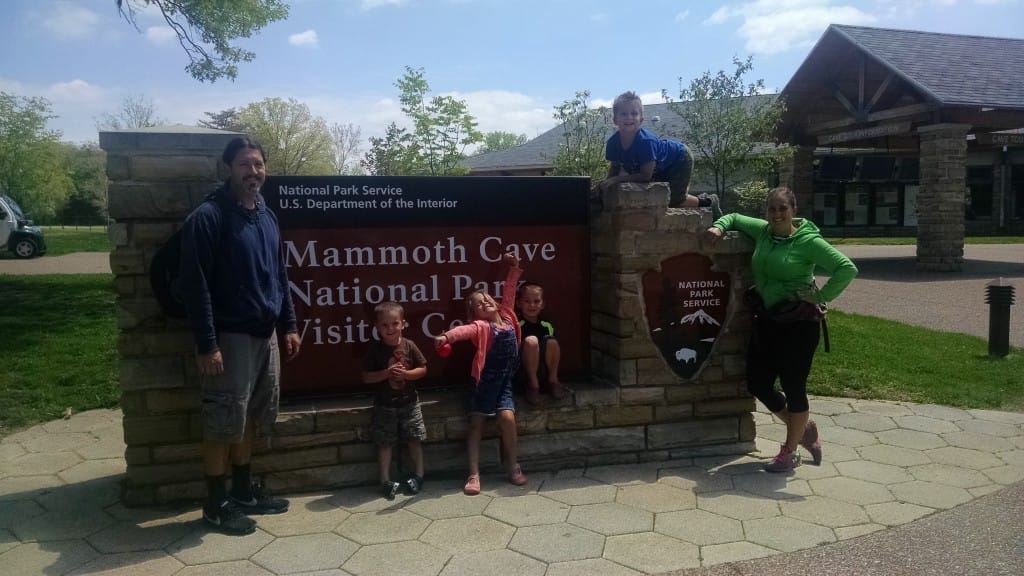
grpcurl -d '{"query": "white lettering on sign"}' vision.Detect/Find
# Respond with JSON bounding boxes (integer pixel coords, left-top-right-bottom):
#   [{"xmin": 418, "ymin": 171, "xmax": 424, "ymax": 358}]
[
  {"xmin": 479, "ymin": 236, "xmax": 557, "ymax": 263},
  {"xmin": 817, "ymin": 121, "xmax": 911, "ymax": 145},
  {"xmin": 285, "ymin": 238, "xmax": 468, "ymax": 268}
]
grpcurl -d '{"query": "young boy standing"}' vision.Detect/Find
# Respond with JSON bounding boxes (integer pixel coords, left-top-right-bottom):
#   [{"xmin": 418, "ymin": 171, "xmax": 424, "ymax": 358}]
[
  {"xmin": 517, "ymin": 282, "xmax": 566, "ymax": 404},
  {"xmin": 598, "ymin": 91, "xmax": 721, "ymax": 217},
  {"xmin": 362, "ymin": 302, "xmax": 428, "ymax": 500}
]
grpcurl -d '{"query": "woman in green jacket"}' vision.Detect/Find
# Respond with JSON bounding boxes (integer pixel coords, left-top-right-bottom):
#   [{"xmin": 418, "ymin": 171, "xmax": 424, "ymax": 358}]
[{"xmin": 704, "ymin": 187, "xmax": 857, "ymax": 472}]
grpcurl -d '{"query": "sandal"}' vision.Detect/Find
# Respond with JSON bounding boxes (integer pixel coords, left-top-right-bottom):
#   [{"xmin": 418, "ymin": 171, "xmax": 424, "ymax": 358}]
[
  {"xmin": 463, "ymin": 474, "xmax": 481, "ymax": 496},
  {"xmin": 507, "ymin": 465, "xmax": 527, "ymax": 486}
]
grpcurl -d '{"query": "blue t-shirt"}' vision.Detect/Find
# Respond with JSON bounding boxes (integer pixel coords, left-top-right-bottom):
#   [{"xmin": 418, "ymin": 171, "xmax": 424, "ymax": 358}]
[{"xmin": 605, "ymin": 128, "xmax": 688, "ymax": 176}]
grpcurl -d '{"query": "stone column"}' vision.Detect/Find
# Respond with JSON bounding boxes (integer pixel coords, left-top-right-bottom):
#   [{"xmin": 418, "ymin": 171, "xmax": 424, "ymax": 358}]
[
  {"xmin": 590, "ymin": 182, "xmax": 757, "ymax": 456},
  {"xmin": 993, "ymin": 163, "xmax": 1006, "ymax": 231},
  {"xmin": 778, "ymin": 145, "xmax": 815, "ymax": 218},
  {"xmin": 100, "ymin": 128, "xmax": 240, "ymax": 505},
  {"xmin": 917, "ymin": 124, "xmax": 970, "ymax": 272}
]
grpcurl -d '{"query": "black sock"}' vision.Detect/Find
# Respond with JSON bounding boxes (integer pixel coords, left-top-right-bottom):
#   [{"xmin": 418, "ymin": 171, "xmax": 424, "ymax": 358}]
[
  {"xmin": 231, "ymin": 464, "xmax": 252, "ymax": 500},
  {"xmin": 698, "ymin": 196, "xmax": 711, "ymax": 207},
  {"xmin": 206, "ymin": 475, "xmax": 227, "ymax": 504}
]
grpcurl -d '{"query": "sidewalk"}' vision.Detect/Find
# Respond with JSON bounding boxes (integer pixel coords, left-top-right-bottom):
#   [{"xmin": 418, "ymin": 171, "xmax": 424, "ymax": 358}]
[
  {"xmin": 2, "ymin": 398, "xmax": 1022, "ymax": 575},
  {"xmin": 829, "ymin": 244, "xmax": 1024, "ymax": 347}
]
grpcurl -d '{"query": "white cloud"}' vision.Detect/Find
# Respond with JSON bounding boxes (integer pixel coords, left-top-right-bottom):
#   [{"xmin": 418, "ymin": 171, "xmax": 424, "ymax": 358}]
[
  {"xmin": 145, "ymin": 26, "xmax": 176, "ymax": 45},
  {"xmin": 451, "ymin": 90, "xmax": 554, "ymax": 139},
  {"xmin": 46, "ymin": 79, "xmax": 106, "ymax": 104},
  {"xmin": 0, "ymin": 77, "xmax": 114, "ymax": 142},
  {"xmin": 703, "ymin": 0, "xmax": 876, "ymax": 54},
  {"xmin": 42, "ymin": 1, "xmax": 101, "ymax": 39},
  {"xmin": 592, "ymin": 91, "xmax": 665, "ymax": 110},
  {"xmin": 289, "ymin": 29, "xmax": 319, "ymax": 46},
  {"xmin": 676, "ymin": 9, "xmax": 691, "ymax": 22},
  {"xmin": 300, "ymin": 89, "xmax": 557, "ymax": 155},
  {"xmin": 361, "ymin": 0, "xmax": 407, "ymax": 9}
]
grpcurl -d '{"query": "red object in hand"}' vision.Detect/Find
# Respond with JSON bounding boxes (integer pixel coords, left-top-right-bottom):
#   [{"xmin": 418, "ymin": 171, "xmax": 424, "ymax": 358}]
[{"xmin": 437, "ymin": 343, "xmax": 452, "ymax": 358}]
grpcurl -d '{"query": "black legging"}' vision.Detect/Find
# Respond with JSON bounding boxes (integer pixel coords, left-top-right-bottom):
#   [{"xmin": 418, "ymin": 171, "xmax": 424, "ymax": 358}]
[{"xmin": 746, "ymin": 315, "xmax": 820, "ymax": 414}]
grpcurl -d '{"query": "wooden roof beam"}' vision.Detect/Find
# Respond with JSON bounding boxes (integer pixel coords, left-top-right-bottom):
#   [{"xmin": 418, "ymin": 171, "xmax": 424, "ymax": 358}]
[{"xmin": 808, "ymin": 102, "xmax": 940, "ymax": 134}]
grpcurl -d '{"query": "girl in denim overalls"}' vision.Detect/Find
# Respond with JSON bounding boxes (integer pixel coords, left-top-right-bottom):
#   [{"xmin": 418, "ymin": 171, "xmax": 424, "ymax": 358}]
[{"xmin": 436, "ymin": 253, "xmax": 527, "ymax": 495}]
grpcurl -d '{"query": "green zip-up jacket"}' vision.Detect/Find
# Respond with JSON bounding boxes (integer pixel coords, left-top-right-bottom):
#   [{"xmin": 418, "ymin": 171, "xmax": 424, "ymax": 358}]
[{"xmin": 711, "ymin": 214, "xmax": 858, "ymax": 309}]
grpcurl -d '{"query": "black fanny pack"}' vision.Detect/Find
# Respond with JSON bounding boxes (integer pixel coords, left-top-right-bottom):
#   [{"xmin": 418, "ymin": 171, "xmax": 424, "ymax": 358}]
[{"xmin": 745, "ymin": 288, "xmax": 830, "ymax": 351}]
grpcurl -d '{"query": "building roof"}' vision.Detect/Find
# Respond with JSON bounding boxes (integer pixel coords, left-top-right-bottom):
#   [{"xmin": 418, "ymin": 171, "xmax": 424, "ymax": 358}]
[
  {"xmin": 821, "ymin": 25, "xmax": 1024, "ymax": 109},
  {"xmin": 464, "ymin": 97, "xmax": 776, "ymax": 172},
  {"xmin": 98, "ymin": 124, "xmax": 243, "ymax": 135}
]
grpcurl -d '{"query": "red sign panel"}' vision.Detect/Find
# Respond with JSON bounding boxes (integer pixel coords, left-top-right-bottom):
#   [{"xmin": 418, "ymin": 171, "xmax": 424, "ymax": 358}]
[
  {"xmin": 264, "ymin": 176, "xmax": 590, "ymax": 399},
  {"xmin": 640, "ymin": 253, "xmax": 731, "ymax": 380}
]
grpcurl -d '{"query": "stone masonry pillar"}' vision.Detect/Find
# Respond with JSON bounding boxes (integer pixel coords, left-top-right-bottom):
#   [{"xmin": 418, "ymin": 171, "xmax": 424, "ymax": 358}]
[
  {"xmin": 100, "ymin": 127, "xmax": 241, "ymax": 505},
  {"xmin": 589, "ymin": 182, "xmax": 757, "ymax": 456},
  {"xmin": 778, "ymin": 145, "xmax": 815, "ymax": 219},
  {"xmin": 917, "ymin": 124, "xmax": 970, "ymax": 272}
]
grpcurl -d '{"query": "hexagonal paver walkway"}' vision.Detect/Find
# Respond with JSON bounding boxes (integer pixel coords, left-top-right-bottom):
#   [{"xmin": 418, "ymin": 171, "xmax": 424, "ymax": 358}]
[{"xmin": 1, "ymin": 398, "xmax": 1022, "ymax": 574}]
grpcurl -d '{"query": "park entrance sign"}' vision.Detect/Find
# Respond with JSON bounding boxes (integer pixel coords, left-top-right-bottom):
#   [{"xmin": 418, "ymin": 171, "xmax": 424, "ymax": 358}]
[
  {"xmin": 262, "ymin": 176, "xmax": 591, "ymax": 399},
  {"xmin": 640, "ymin": 253, "xmax": 731, "ymax": 380}
]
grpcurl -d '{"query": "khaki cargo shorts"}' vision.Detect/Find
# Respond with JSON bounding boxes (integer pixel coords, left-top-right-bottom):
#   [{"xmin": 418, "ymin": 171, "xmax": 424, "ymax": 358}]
[{"xmin": 200, "ymin": 331, "xmax": 280, "ymax": 443}]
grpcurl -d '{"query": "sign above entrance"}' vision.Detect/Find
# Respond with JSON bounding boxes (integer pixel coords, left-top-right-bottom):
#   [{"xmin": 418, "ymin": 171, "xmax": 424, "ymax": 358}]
[
  {"xmin": 639, "ymin": 253, "xmax": 731, "ymax": 380},
  {"xmin": 975, "ymin": 133, "xmax": 1024, "ymax": 146},
  {"xmin": 262, "ymin": 176, "xmax": 591, "ymax": 399},
  {"xmin": 818, "ymin": 121, "xmax": 911, "ymax": 145}
]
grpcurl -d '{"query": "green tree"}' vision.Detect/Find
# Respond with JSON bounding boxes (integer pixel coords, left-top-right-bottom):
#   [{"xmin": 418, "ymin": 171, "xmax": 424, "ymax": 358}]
[
  {"xmin": 329, "ymin": 122, "xmax": 364, "ymax": 175},
  {"xmin": 732, "ymin": 180, "xmax": 771, "ymax": 217},
  {"xmin": 197, "ymin": 107, "xmax": 248, "ymax": 132},
  {"xmin": 61, "ymin": 144, "xmax": 109, "ymax": 225},
  {"xmin": 362, "ymin": 67, "xmax": 482, "ymax": 176},
  {"xmin": 116, "ymin": 0, "xmax": 289, "ymax": 82},
  {"xmin": 478, "ymin": 131, "xmax": 528, "ymax": 154},
  {"xmin": 96, "ymin": 94, "xmax": 165, "ymax": 130},
  {"xmin": 362, "ymin": 123, "xmax": 417, "ymax": 176},
  {"xmin": 548, "ymin": 90, "xmax": 609, "ymax": 181},
  {"xmin": 237, "ymin": 97, "xmax": 334, "ymax": 176},
  {"xmin": 0, "ymin": 93, "xmax": 71, "ymax": 222},
  {"xmin": 664, "ymin": 56, "xmax": 791, "ymax": 202}
]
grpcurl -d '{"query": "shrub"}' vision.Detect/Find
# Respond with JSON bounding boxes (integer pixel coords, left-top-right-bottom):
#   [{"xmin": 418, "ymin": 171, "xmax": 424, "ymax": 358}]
[{"xmin": 733, "ymin": 180, "xmax": 770, "ymax": 217}]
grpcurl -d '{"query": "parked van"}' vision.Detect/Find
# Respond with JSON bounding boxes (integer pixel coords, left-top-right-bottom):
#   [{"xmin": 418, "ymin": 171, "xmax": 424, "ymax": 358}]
[{"xmin": 0, "ymin": 195, "xmax": 46, "ymax": 258}]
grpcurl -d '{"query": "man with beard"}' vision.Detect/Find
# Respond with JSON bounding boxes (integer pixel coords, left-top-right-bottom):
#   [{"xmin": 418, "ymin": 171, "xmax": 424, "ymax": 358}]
[{"xmin": 179, "ymin": 136, "xmax": 302, "ymax": 535}]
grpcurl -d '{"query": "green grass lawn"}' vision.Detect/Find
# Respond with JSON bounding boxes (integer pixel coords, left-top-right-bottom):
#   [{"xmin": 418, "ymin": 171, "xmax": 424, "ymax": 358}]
[
  {"xmin": 1, "ymin": 226, "xmax": 110, "ymax": 259},
  {"xmin": 0, "ymin": 274, "xmax": 118, "ymax": 435},
  {"xmin": 40, "ymin": 226, "xmax": 111, "ymax": 256},
  {"xmin": 810, "ymin": 311, "xmax": 1024, "ymax": 411},
  {"xmin": 826, "ymin": 236, "xmax": 1024, "ymax": 245}
]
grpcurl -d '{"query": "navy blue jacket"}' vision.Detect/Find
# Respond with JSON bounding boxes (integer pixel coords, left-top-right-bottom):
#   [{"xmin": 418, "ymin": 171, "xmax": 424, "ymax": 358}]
[{"xmin": 179, "ymin": 184, "xmax": 298, "ymax": 354}]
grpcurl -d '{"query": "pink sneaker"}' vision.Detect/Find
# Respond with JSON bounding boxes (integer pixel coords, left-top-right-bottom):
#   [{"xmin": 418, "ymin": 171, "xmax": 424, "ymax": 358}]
[
  {"xmin": 800, "ymin": 420, "xmax": 822, "ymax": 465},
  {"xmin": 765, "ymin": 445, "xmax": 801, "ymax": 473},
  {"xmin": 507, "ymin": 465, "xmax": 527, "ymax": 486}
]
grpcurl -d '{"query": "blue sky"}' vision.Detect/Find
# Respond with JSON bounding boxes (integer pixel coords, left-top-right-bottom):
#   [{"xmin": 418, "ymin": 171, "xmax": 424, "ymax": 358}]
[{"xmin": 2, "ymin": 0, "xmax": 1022, "ymax": 146}]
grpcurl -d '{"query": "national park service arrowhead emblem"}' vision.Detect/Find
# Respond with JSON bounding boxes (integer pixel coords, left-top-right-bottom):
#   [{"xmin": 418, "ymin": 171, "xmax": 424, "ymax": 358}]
[{"xmin": 640, "ymin": 253, "xmax": 731, "ymax": 380}]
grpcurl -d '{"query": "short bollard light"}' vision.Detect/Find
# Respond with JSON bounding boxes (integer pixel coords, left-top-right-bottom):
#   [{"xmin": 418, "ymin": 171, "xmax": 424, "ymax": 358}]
[{"xmin": 985, "ymin": 278, "xmax": 1016, "ymax": 358}]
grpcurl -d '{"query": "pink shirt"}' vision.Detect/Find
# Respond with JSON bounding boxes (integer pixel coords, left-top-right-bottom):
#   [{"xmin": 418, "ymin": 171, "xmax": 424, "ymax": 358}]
[{"xmin": 445, "ymin": 266, "xmax": 522, "ymax": 384}]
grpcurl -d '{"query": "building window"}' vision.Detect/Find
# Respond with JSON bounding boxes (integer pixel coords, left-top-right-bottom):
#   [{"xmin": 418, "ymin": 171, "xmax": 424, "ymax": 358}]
[
  {"xmin": 843, "ymin": 183, "xmax": 871, "ymax": 225},
  {"xmin": 966, "ymin": 166, "xmax": 993, "ymax": 220},
  {"xmin": 873, "ymin": 184, "xmax": 901, "ymax": 225}
]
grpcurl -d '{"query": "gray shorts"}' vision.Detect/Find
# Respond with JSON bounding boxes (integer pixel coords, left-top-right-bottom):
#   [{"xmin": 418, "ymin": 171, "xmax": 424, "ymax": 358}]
[{"xmin": 200, "ymin": 331, "xmax": 280, "ymax": 443}]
